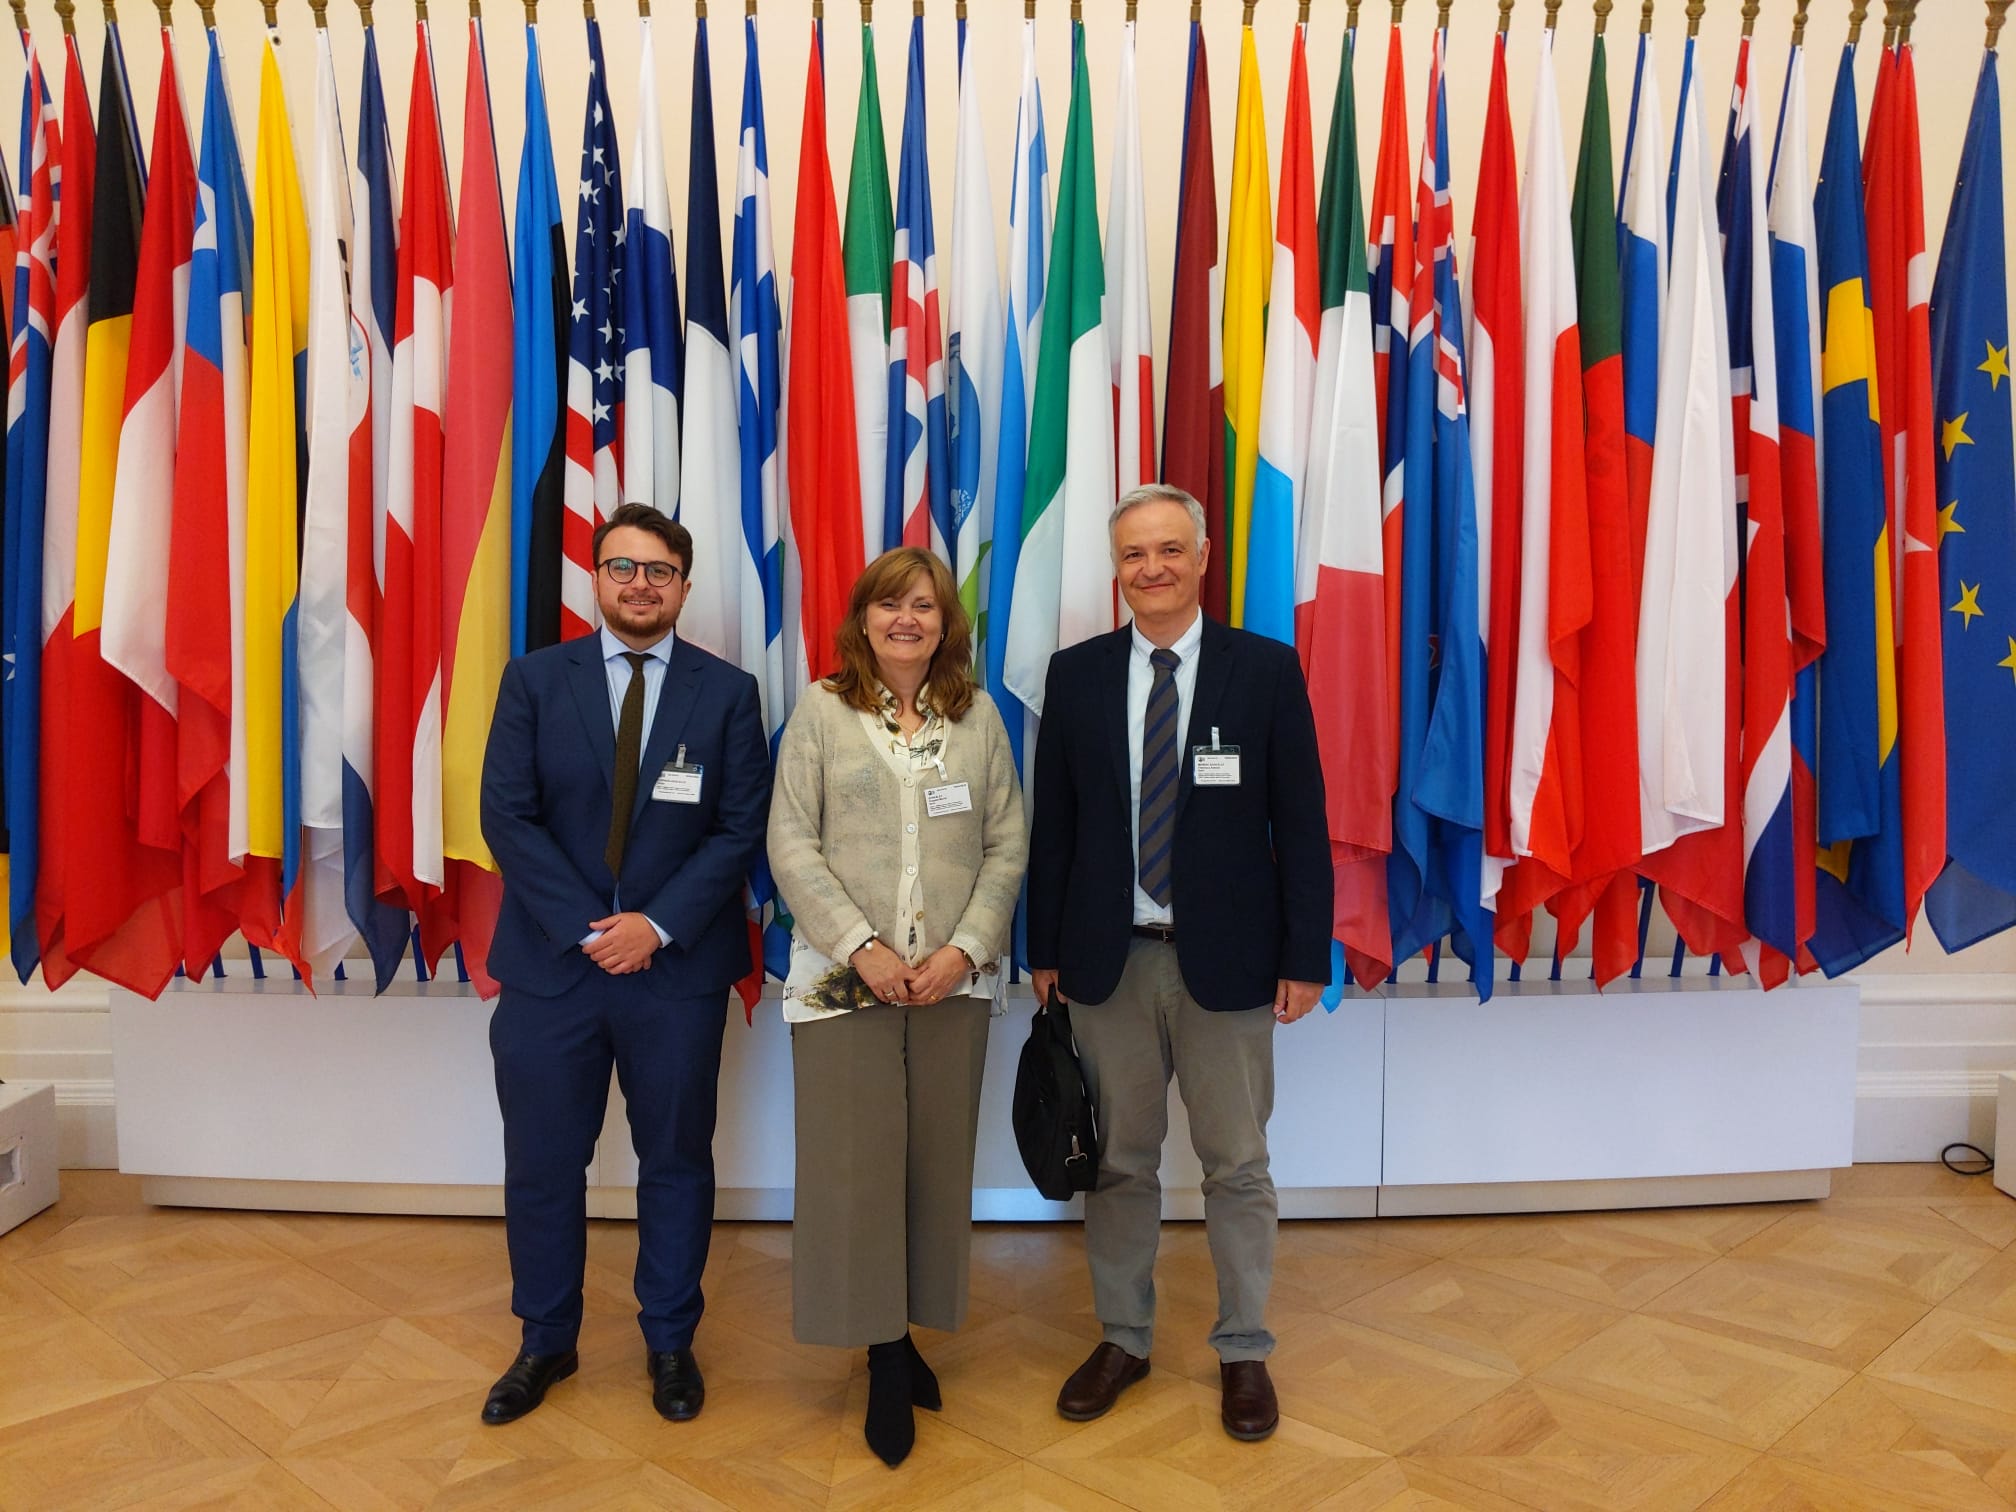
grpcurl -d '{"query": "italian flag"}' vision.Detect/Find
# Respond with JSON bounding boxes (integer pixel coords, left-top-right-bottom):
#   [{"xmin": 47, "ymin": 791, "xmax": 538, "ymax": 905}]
[{"xmin": 1002, "ymin": 23, "xmax": 1113, "ymax": 717}]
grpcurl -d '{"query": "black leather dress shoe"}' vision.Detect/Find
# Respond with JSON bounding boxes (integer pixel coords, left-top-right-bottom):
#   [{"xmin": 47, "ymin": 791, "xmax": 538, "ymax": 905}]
[
  {"xmin": 481, "ymin": 1349, "xmax": 578, "ymax": 1425},
  {"xmin": 647, "ymin": 1347, "xmax": 706, "ymax": 1422}
]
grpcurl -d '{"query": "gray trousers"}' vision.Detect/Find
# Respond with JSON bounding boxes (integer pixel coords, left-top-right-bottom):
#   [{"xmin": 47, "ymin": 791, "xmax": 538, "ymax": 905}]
[
  {"xmin": 789, "ymin": 998, "xmax": 990, "ymax": 1347},
  {"xmin": 1071, "ymin": 938, "xmax": 1277, "ymax": 1362}
]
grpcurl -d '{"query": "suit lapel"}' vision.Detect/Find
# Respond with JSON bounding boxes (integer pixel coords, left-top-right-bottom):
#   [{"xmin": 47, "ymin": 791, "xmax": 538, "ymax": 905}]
[
  {"xmin": 1102, "ymin": 628, "xmax": 1132, "ymax": 800},
  {"xmin": 1176, "ymin": 618, "xmax": 1235, "ymax": 824},
  {"xmin": 632, "ymin": 637, "xmax": 703, "ymax": 825},
  {"xmin": 567, "ymin": 639, "xmax": 618, "ymax": 794}
]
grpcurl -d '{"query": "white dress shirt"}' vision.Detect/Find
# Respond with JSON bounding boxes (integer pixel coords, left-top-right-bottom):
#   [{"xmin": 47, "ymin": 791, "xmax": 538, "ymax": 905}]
[
  {"xmin": 584, "ymin": 625, "xmax": 677, "ymax": 949},
  {"xmin": 1127, "ymin": 609, "xmax": 1204, "ymax": 926}
]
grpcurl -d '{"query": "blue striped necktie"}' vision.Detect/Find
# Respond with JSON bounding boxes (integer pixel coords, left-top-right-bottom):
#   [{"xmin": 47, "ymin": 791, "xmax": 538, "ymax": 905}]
[{"xmin": 1138, "ymin": 647, "xmax": 1181, "ymax": 907}]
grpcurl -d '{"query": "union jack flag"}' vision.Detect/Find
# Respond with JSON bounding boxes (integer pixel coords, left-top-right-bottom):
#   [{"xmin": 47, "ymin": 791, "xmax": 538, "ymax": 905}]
[{"xmin": 560, "ymin": 17, "xmax": 624, "ymax": 641}]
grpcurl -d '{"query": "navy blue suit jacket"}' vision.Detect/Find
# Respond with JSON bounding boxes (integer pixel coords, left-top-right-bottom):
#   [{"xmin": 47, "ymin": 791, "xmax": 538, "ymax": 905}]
[
  {"xmin": 1026, "ymin": 616, "xmax": 1333, "ymax": 1012},
  {"xmin": 479, "ymin": 633, "xmax": 771, "ymax": 1000}
]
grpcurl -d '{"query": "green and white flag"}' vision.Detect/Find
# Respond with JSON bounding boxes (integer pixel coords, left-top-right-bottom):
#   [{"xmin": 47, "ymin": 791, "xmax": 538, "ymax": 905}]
[
  {"xmin": 1003, "ymin": 24, "xmax": 1114, "ymax": 716},
  {"xmin": 843, "ymin": 21, "xmax": 893, "ymax": 564}
]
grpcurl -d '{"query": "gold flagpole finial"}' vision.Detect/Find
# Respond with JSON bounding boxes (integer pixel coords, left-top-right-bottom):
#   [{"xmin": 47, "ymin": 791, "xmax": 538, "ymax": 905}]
[
  {"xmin": 1740, "ymin": 0, "xmax": 1756, "ymax": 35},
  {"xmin": 1024, "ymin": 0, "xmax": 1033, "ymax": 19},
  {"xmin": 261, "ymin": 0, "xmax": 280, "ymax": 26},
  {"xmin": 1640, "ymin": 0, "xmax": 1653, "ymax": 32},
  {"xmin": 955, "ymin": 0, "xmax": 964, "ymax": 18},
  {"xmin": 1899, "ymin": 0, "xmax": 1917, "ymax": 44},
  {"xmin": 912, "ymin": 0, "xmax": 920, "ymax": 16},
  {"xmin": 1129, "ymin": 0, "xmax": 1139, "ymax": 19},
  {"xmin": 747, "ymin": 0, "xmax": 756, "ymax": 16},
  {"xmin": 1191, "ymin": 0, "xmax": 1202, "ymax": 19},
  {"xmin": 1847, "ymin": 0, "xmax": 1865, "ymax": 42},
  {"xmin": 1437, "ymin": 0, "xmax": 1453, "ymax": 28},
  {"xmin": 102, "ymin": 0, "xmax": 117, "ymax": 23},
  {"xmin": 471, "ymin": 0, "xmax": 482, "ymax": 17},
  {"xmin": 1498, "ymin": 0, "xmax": 1513, "ymax": 32},
  {"xmin": 1594, "ymin": 0, "xmax": 1611, "ymax": 33},
  {"xmin": 154, "ymin": 0, "xmax": 174, "ymax": 25},
  {"xmin": 1990, "ymin": 0, "xmax": 2012, "ymax": 50},
  {"xmin": 415, "ymin": 0, "xmax": 429, "ymax": 20},
  {"xmin": 1882, "ymin": 0, "xmax": 1899, "ymax": 48},
  {"xmin": 1242, "ymin": 0, "xmax": 1255, "ymax": 25},
  {"xmin": 1347, "ymin": 0, "xmax": 1360, "ymax": 28},
  {"xmin": 308, "ymin": 0, "xmax": 327, "ymax": 24},
  {"xmin": 1790, "ymin": 0, "xmax": 1807, "ymax": 44},
  {"xmin": 1070, "ymin": 0, "xmax": 1080, "ymax": 23},
  {"xmin": 1392, "ymin": 0, "xmax": 1405, "ymax": 26},
  {"xmin": 1299, "ymin": 0, "xmax": 1311, "ymax": 26},
  {"xmin": 635, "ymin": 0, "xmax": 646, "ymax": 15},
  {"xmin": 7, "ymin": 0, "xmax": 24, "ymax": 29},
  {"xmin": 1685, "ymin": 0, "xmax": 1703, "ymax": 38},
  {"xmin": 859, "ymin": 0, "xmax": 868, "ymax": 19},
  {"xmin": 1545, "ymin": 0, "xmax": 1562, "ymax": 29},
  {"xmin": 53, "ymin": 0, "xmax": 73, "ymax": 35}
]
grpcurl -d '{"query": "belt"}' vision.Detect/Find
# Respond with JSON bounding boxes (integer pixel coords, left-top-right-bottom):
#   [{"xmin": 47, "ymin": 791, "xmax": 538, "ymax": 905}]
[{"xmin": 1130, "ymin": 923, "xmax": 1176, "ymax": 945}]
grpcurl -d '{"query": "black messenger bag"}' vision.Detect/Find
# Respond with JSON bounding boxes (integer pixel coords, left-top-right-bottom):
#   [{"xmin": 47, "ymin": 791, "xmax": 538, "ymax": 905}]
[{"xmin": 1012, "ymin": 991, "xmax": 1101, "ymax": 1201}]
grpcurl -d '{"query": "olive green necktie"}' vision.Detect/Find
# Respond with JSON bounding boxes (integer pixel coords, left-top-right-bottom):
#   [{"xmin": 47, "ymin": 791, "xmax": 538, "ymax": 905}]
[{"xmin": 606, "ymin": 651, "xmax": 649, "ymax": 877}]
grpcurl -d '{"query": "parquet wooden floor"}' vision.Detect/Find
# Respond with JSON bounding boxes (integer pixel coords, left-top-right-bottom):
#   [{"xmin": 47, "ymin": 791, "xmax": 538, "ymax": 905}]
[{"xmin": 2, "ymin": 1167, "xmax": 2014, "ymax": 1510}]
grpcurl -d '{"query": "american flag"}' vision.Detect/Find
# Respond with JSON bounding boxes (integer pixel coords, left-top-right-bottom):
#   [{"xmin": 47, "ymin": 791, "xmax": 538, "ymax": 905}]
[{"xmin": 560, "ymin": 17, "xmax": 624, "ymax": 641}]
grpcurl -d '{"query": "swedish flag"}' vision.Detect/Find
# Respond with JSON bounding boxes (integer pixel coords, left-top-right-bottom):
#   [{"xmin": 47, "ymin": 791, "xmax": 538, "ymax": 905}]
[{"xmin": 1926, "ymin": 47, "xmax": 2016, "ymax": 950}]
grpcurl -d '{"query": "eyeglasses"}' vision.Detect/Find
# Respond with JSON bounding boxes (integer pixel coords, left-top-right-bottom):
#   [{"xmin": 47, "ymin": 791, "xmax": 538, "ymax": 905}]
[{"xmin": 599, "ymin": 557, "xmax": 685, "ymax": 587}]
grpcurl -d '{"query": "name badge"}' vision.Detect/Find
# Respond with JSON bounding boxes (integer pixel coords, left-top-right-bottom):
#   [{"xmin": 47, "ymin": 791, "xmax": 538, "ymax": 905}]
[
  {"xmin": 652, "ymin": 745, "xmax": 704, "ymax": 804},
  {"xmin": 925, "ymin": 781, "xmax": 973, "ymax": 817}
]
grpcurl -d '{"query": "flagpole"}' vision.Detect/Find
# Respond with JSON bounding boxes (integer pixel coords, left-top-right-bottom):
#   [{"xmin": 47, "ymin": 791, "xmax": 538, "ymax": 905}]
[
  {"xmin": 53, "ymin": 0, "xmax": 70, "ymax": 36},
  {"xmin": 353, "ymin": 0, "xmax": 368, "ymax": 30},
  {"xmin": 1882, "ymin": 0, "xmax": 1896, "ymax": 52},
  {"xmin": 1790, "ymin": 0, "xmax": 1805, "ymax": 44},
  {"xmin": 1847, "ymin": 0, "xmax": 1864, "ymax": 45},
  {"xmin": 1898, "ymin": 0, "xmax": 1915, "ymax": 45},
  {"xmin": 307, "ymin": 0, "xmax": 324, "ymax": 26},
  {"xmin": 1500, "ymin": 0, "xmax": 1512, "ymax": 33},
  {"xmin": 1740, "ymin": 0, "xmax": 1754, "ymax": 37},
  {"xmin": 1991, "ymin": 0, "xmax": 2010, "ymax": 48},
  {"xmin": 1545, "ymin": 0, "xmax": 1560, "ymax": 29},
  {"xmin": 1640, "ymin": 0, "xmax": 1651, "ymax": 32}
]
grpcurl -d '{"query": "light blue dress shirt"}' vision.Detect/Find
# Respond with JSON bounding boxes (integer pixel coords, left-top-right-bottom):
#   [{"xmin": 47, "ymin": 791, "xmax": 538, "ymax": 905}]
[
  {"xmin": 583, "ymin": 625, "xmax": 677, "ymax": 950},
  {"xmin": 1128, "ymin": 609, "xmax": 1204, "ymax": 926}
]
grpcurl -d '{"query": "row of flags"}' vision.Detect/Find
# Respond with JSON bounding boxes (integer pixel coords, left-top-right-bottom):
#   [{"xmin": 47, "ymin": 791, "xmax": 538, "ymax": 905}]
[{"xmin": 0, "ymin": 7, "xmax": 2010, "ymax": 1007}]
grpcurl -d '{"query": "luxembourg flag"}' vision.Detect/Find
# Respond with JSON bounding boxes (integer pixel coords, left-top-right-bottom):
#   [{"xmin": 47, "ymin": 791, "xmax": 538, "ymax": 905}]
[
  {"xmin": 1105, "ymin": 15, "xmax": 1152, "ymax": 502},
  {"xmin": 1248, "ymin": 18, "xmax": 1316, "ymax": 649},
  {"xmin": 886, "ymin": 12, "xmax": 949, "ymax": 560},
  {"xmin": 621, "ymin": 11, "xmax": 681, "ymax": 516},
  {"xmin": 947, "ymin": 11, "xmax": 1000, "ymax": 641}
]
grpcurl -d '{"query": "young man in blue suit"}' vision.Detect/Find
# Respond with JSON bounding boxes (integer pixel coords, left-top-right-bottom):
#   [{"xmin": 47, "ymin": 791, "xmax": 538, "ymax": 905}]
[
  {"xmin": 1028, "ymin": 484, "xmax": 1332, "ymax": 1443},
  {"xmin": 478, "ymin": 504, "xmax": 770, "ymax": 1427}
]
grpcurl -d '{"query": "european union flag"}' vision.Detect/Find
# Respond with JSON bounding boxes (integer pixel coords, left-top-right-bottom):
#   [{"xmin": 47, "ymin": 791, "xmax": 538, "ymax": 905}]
[{"xmin": 1926, "ymin": 49, "xmax": 2016, "ymax": 950}]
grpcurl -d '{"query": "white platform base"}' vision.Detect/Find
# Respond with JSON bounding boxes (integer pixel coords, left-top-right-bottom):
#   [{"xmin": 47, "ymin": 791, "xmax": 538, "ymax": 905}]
[
  {"xmin": 0, "ymin": 1081, "xmax": 60, "ymax": 1236},
  {"xmin": 109, "ymin": 976, "xmax": 1858, "ymax": 1220}
]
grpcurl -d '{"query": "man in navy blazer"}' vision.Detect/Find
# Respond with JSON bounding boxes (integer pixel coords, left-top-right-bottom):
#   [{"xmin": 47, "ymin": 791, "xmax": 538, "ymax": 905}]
[
  {"xmin": 478, "ymin": 505, "xmax": 770, "ymax": 1427},
  {"xmin": 1028, "ymin": 484, "xmax": 1332, "ymax": 1443}
]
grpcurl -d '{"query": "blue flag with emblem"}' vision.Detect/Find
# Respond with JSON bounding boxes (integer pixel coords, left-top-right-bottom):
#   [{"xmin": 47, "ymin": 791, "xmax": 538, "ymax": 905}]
[{"xmin": 1926, "ymin": 46, "xmax": 2016, "ymax": 950}]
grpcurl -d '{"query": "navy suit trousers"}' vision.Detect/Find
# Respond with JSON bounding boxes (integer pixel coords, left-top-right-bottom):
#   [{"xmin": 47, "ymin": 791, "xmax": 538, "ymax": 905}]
[{"xmin": 490, "ymin": 976, "xmax": 729, "ymax": 1355}]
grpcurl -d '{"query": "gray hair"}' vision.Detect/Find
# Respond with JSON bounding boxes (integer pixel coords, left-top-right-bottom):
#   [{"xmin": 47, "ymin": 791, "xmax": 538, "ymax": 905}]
[{"xmin": 1108, "ymin": 483, "xmax": 1209, "ymax": 561}]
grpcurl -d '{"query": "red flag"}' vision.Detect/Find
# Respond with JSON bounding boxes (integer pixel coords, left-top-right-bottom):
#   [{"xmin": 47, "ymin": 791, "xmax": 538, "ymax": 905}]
[
  {"xmin": 378, "ymin": 23, "xmax": 453, "ymax": 921},
  {"xmin": 786, "ymin": 24, "xmax": 863, "ymax": 685},
  {"xmin": 430, "ymin": 18, "xmax": 513, "ymax": 993},
  {"xmin": 1165, "ymin": 19, "xmax": 1226, "ymax": 622},
  {"xmin": 1864, "ymin": 40, "xmax": 1945, "ymax": 942},
  {"xmin": 1466, "ymin": 29, "xmax": 1527, "ymax": 948}
]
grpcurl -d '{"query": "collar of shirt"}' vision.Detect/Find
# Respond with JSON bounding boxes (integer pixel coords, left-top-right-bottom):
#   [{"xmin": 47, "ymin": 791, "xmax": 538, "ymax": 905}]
[
  {"xmin": 599, "ymin": 624, "xmax": 677, "ymax": 670},
  {"xmin": 1129, "ymin": 609, "xmax": 1204, "ymax": 669}
]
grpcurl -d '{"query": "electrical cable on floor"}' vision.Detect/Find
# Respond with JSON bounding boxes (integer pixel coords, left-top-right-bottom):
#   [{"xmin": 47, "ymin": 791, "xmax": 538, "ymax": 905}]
[{"xmin": 1941, "ymin": 1142, "xmax": 1995, "ymax": 1177}]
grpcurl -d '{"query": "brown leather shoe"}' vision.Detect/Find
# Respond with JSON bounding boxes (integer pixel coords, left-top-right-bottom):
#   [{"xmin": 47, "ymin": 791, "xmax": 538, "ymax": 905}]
[
  {"xmin": 1056, "ymin": 1342, "xmax": 1150, "ymax": 1421},
  {"xmin": 1219, "ymin": 1359, "xmax": 1279, "ymax": 1441}
]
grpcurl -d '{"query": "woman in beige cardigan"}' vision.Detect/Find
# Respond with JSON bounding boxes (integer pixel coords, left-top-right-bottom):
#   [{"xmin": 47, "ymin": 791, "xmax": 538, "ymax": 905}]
[{"xmin": 767, "ymin": 546, "xmax": 1026, "ymax": 1467}]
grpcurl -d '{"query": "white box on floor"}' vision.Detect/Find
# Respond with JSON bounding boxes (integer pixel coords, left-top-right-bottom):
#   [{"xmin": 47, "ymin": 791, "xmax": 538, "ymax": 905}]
[
  {"xmin": 1998, "ymin": 1073, "xmax": 2016, "ymax": 1200},
  {"xmin": 0, "ymin": 1081, "xmax": 59, "ymax": 1236}
]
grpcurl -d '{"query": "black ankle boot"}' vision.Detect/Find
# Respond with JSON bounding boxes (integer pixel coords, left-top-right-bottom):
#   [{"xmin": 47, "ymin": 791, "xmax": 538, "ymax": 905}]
[
  {"xmin": 864, "ymin": 1339, "xmax": 916, "ymax": 1466},
  {"xmin": 902, "ymin": 1332, "xmax": 941, "ymax": 1411}
]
